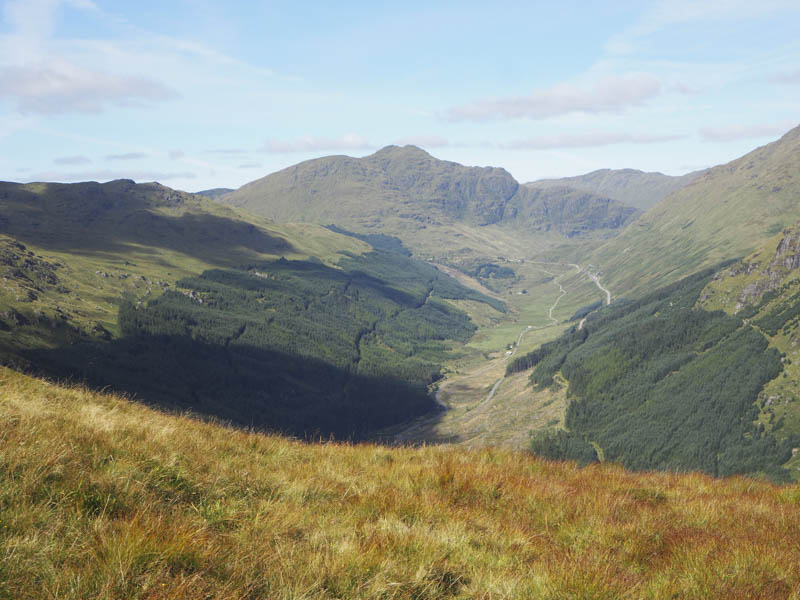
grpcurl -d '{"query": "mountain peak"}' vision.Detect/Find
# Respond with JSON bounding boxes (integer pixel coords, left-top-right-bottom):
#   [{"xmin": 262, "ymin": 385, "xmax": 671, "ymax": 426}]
[{"xmin": 370, "ymin": 144, "xmax": 433, "ymax": 159}]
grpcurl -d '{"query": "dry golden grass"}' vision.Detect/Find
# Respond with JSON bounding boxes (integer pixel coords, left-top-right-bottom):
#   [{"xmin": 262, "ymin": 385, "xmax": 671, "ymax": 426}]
[{"xmin": 2, "ymin": 366, "xmax": 800, "ymax": 599}]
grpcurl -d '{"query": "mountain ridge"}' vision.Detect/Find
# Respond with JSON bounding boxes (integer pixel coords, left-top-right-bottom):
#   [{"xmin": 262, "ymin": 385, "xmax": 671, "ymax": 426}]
[
  {"xmin": 526, "ymin": 167, "xmax": 705, "ymax": 211},
  {"xmin": 591, "ymin": 124, "xmax": 800, "ymax": 295},
  {"xmin": 222, "ymin": 145, "xmax": 640, "ymax": 252}
]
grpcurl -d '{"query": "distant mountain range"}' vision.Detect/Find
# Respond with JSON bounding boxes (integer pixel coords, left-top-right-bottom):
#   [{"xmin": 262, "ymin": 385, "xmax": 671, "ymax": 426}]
[
  {"xmin": 526, "ymin": 167, "xmax": 705, "ymax": 211},
  {"xmin": 196, "ymin": 187, "xmax": 234, "ymax": 200},
  {"xmin": 221, "ymin": 145, "xmax": 640, "ymax": 246}
]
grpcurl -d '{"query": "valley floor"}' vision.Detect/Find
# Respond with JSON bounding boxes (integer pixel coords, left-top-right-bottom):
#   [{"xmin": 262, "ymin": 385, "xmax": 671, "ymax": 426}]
[
  {"xmin": 3, "ymin": 367, "xmax": 800, "ymax": 599},
  {"xmin": 383, "ymin": 261, "xmax": 604, "ymax": 448}
]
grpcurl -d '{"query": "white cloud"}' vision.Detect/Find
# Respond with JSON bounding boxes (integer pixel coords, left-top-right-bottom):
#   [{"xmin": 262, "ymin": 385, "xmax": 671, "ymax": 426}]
[
  {"xmin": 0, "ymin": 60, "xmax": 175, "ymax": 114},
  {"xmin": 699, "ymin": 121, "xmax": 798, "ymax": 142},
  {"xmin": 54, "ymin": 154, "xmax": 91, "ymax": 164},
  {"xmin": 446, "ymin": 74, "xmax": 661, "ymax": 121},
  {"xmin": 771, "ymin": 69, "xmax": 800, "ymax": 84},
  {"xmin": 499, "ymin": 132, "xmax": 687, "ymax": 150},
  {"xmin": 606, "ymin": 0, "xmax": 800, "ymax": 55},
  {"xmin": 168, "ymin": 149, "xmax": 185, "ymax": 160},
  {"xmin": 395, "ymin": 135, "xmax": 449, "ymax": 148},
  {"xmin": 262, "ymin": 133, "xmax": 372, "ymax": 153},
  {"xmin": 237, "ymin": 163, "xmax": 261, "ymax": 169},
  {"xmin": 0, "ymin": 0, "xmax": 174, "ymax": 114}
]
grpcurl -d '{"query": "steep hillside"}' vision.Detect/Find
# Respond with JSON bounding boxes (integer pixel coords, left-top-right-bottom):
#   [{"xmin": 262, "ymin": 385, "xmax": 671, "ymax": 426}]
[
  {"xmin": 3, "ymin": 366, "xmax": 800, "ymax": 599},
  {"xmin": 592, "ymin": 125, "xmax": 800, "ymax": 295},
  {"xmin": 504, "ymin": 185, "xmax": 640, "ymax": 237},
  {"xmin": 0, "ymin": 179, "xmax": 501, "ymax": 438},
  {"xmin": 528, "ymin": 168, "xmax": 703, "ymax": 211},
  {"xmin": 222, "ymin": 146, "xmax": 639, "ymax": 257},
  {"xmin": 700, "ymin": 222, "xmax": 800, "ymax": 464},
  {"xmin": 513, "ymin": 267, "xmax": 798, "ymax": 482},
  {"xmin": 0, "ymin": 179, "xmax": 364, "ymax": 348}
]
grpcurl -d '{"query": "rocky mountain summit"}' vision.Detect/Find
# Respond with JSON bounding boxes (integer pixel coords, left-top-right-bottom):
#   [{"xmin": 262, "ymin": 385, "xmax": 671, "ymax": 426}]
[{"xmin": 222, "ymin": 145, "xmax": 640, "ymax": 243}]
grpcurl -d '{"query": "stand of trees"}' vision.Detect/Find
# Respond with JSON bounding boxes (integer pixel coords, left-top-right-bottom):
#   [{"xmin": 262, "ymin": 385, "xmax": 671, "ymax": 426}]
[
  {"xmin": 527, "ymin": 268, "xmax": 797, "ymax": 481},
  {"xmin": 28, "ymin": 251, "xmax": 500, "ymax": 439}
]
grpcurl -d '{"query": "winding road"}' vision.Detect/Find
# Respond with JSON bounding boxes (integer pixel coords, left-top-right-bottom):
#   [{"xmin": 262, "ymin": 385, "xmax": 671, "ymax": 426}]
[
  {"xmin": 394, "ymin": 261, "xmax": 613, "ymax": 443},
  {"xmin": 586, "ymin": 270, "xmax": 612, "ymax": 305},
  {"xmin": 472, "ymin": 262, "xmax": 613, "ymax": 410}
]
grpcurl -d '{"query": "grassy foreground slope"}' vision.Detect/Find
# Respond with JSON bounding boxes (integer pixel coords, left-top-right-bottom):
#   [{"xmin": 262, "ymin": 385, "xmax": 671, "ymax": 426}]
[
  {"xmin": 592, "ymin": 124, "xmax": 800, "ymax": 295},
  {"xmin": 3, "ymin": 367, "xmax": 800, "ymax": 600}
]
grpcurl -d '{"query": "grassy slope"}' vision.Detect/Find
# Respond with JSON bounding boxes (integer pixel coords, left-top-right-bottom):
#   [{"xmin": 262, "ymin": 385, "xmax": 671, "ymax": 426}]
[
  {"xmin": 0, "ymin": 179, "xmax": 368, "ymax": 361},
  {"xmin": 3, "ymin": 366, "xmax": 800, "ymax": 599},
  {"xmin": 591, "ymin": 125, "xmax": 800, "ymax": 296}
]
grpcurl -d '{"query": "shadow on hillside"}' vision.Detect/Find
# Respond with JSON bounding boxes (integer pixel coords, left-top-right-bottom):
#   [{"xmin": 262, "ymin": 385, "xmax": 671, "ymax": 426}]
[
  {"xmin": 24, "ymin": 331, "xmax": 440, "ymax": 441},
  {"xmin": 0, "ymin": 181, "xmax": 293, "ymax": 266}
]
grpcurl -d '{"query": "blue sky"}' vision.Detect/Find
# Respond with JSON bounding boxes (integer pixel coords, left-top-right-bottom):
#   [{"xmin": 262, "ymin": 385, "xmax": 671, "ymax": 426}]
[{"xmin": 0, "ymin": 0, "xmax": 798, "ymax": 192}]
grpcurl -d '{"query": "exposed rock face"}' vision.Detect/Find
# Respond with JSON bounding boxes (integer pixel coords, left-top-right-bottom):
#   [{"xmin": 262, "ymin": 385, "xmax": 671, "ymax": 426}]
[
  {"xmin": 738, "ymin": 222, "xmax": 800, "ymax": 305},
  {"xmin": 504, "ymin": 186, "xmax": 640, "ymax": 237},
  {"xmin": 774, "ymin": 226, "xmax": 800, "ymax": 271}
]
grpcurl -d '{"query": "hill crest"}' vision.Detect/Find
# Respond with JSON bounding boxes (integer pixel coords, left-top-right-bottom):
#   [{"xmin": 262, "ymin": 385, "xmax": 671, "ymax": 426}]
[{"xmin": 222, "ymin": 146, "xmax": 640, "ymax": 251}]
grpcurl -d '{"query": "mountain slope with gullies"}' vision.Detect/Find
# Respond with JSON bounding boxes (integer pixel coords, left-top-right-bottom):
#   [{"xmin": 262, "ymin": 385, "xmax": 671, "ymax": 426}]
[
  {"xmin": 591, "ymin": 124, "xmax": 800, "ymax": 295},
  {"xmin": 0, "ymin": 178, "xmax": 504, "ymax": 438},
  {"xmin": 221, "ymin": 145, "xmax": 640, "ymax": 257},
  {"xmin": 527, "ymin": 167, "xmax": 705, "ymax": 211}
]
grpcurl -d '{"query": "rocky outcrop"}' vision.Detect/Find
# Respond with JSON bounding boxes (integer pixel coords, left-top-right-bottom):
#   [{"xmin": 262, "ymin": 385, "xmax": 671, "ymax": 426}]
[
  {"xmin": 737, "ymin": 222, "xmax": 800, "ymax": 305},
  {"xmin": 773, "ymin": 226, "xmax": 800, "ymax": 271}
]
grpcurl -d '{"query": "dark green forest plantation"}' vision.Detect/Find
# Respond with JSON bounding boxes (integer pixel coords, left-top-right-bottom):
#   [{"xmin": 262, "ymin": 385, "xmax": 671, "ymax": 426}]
[
  {"xmin": 23, "ymin": 250, "xmax": 500, "ymax": 438},
  {"xmin": 522, "ymin": 268, "xmax": 798, "ymax": 481}
]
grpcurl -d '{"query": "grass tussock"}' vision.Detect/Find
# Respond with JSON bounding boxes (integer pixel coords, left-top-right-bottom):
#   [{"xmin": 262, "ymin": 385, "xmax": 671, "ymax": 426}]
[{"xmin": 1, "ymin": 367, "xmax": 800, "ymax": 599}]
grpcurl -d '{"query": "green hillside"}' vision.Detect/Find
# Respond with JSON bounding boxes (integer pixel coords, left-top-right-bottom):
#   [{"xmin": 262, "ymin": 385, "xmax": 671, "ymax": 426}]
[
  {"xmin": 0, "ymin": 179, "xmax": 365, "ymax": 350},
  {"xmin": 221, "ymin": 145, "xmax": 639, "ymax": 260},
  {"xmin": 591, "ymin": 125, "xmax": 800, "ymax": 295},
  {"xmin": 699, "ymin": 222, "xmax": 800, "ymax": 465},
  {"xmin": 527, "ymin": 167, "xmax": 703, "ymax": 211},
  {"xmin": 0, "ymin": 179, "xmax": 501, "ymax": 438},
  {"xmin": 516, "ymin": 266, "xmax": 799, "ymax": 482}
]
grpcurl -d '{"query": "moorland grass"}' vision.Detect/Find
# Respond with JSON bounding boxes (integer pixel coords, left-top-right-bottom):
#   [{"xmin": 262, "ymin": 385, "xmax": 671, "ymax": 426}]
[{"xmin": 1, "ymin": 366, "xmax": 799, "ymax": 599}]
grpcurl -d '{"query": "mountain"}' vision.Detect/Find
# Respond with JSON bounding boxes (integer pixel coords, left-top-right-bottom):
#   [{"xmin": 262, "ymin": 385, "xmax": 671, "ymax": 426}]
[
  {"xmin": 221, "ymin": 145, "xmax": 640, "ymax": 257},
  {"xmin": 592, "ymin": 124, "xmax": 800, "ymax": 295},
  {"xmin": 195, "ymin": 187, "xmax": 234, "ymax": 200},
  {"xmin": 0, "ymin": 178, "xmax": 501, "ymax": 438},
  {"xmin": 527, "ymin": 168, "xmax": 704, "ymax": 211},
  {"xmin": 4, "ymin": 365, "xmax": 800, "ymax": 599}
]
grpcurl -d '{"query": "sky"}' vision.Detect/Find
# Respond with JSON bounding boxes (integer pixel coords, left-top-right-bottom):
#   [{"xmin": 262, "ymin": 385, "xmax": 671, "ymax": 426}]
[{"xmin": 0, "ymin": 0, "xmax": 798, "ymax": 192}]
